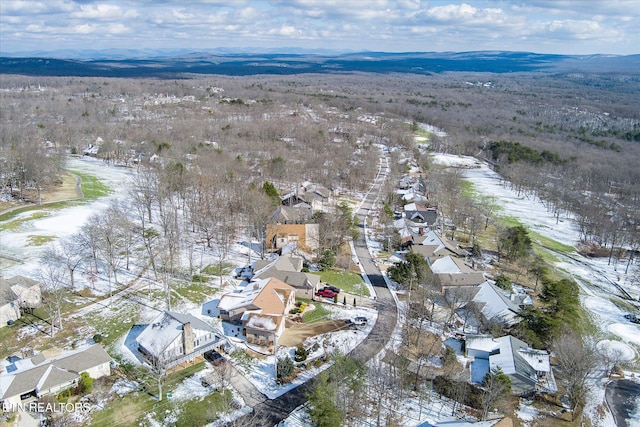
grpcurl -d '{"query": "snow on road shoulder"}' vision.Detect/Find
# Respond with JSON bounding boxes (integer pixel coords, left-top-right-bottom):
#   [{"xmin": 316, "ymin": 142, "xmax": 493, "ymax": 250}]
[{"xmin": 232, "ymin": 304, "xmax": 377, "ymax": 400}]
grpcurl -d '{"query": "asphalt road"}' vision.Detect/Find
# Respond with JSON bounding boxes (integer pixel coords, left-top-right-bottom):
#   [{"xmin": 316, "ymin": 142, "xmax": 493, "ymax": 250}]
[
  {"xmin": 605, "ymin": 379, "xmax": 640, "ymax": 427},
  {"xmin": 230, "ymin": 154, "xmax": 397, "ymax": 426}
]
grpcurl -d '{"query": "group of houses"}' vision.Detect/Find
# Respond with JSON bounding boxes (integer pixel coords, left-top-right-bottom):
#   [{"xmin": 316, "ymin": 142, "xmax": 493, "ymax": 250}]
[
  {"xmin": 131, "ymin": 181, "xmax": 334, "ymax": 370},
  {"xmin": 393, "ymin": 170, "xmax": 553, "ymax": 396},
  {"xmin": 0, "ymin": 345, "xmax": 112, "ymax": 409}
]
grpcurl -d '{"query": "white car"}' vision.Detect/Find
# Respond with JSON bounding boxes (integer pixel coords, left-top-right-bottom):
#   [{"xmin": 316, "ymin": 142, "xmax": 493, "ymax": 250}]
[{"xmin": 353, "ymin": 316, "xmax": 368, "ymax": 326}]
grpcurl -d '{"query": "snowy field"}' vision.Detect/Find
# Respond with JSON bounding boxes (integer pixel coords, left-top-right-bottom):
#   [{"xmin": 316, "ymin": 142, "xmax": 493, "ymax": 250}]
[{"xmin": 432, "ymin": 153, "xmax": 639, "ymax": 426}]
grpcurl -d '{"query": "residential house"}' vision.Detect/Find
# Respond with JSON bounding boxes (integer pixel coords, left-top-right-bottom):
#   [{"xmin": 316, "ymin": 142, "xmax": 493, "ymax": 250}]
[
  {"xmin": 0, "ymin": 276, "xmax": 41, "ymax": 327},
  {"xmin": 466, "ymin": 334, "xmax": 557, "ymax": 395},
  {"xmin": 410, "ymin": 230, "xmax": 467, "ymax": 258},
  {"xmin": 217, "ymin": 277, "xmax": 295, "ymax": 324},
  {"xmin": 403, "ymin": 202, "xmax": 438, "ymax": 226},
  {"xmin": 266, "ymin": 223, "xmax": 320, "ymax": 259},
  {"xmin": 252, "ymin": 253, "xmax": 321, "ymax": 299},
  {"xmin": 426, "ymin": 255, "xmax": 487, "ymax": 291},
  {"xmin": 0, "ymin": 344, "xmax": 112, "ymax": 409},
  {"xmin": 243, "ymin": 313, "xmax": 286, "ymax": 347},
  {"xmin": 281, "ymin": 181, "xmax": 333, "ymax": 212},
  {"xmin": 469, "ymin": 281, "xmax": 531, "ymax": 328},
  {"xmin": 136, "ymin": 311, "xmax": 221, "ymax": 370},
  {"xmin": 271, "ymin": 204, "xmax": 313, "ymax": 224},
  {"xmin": 216, "ymin": 277, "xmax": 295, "ymax": 347}
]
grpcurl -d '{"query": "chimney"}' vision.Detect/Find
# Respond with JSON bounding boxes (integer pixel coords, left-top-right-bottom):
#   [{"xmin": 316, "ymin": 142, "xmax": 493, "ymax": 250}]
[
  {"xmin": 183, "ymin": 322, "xmax": 195, "ymax": 355},
  {"xmin": 419, "ymin": 227, "xmax": 424, "ymax": 236}
]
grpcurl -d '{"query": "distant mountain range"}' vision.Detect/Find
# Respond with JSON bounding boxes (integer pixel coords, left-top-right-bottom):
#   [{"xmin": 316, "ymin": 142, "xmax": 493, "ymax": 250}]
[{"xmin": 1, "ymin": 50, "xmax": 638, "ymax": 78}]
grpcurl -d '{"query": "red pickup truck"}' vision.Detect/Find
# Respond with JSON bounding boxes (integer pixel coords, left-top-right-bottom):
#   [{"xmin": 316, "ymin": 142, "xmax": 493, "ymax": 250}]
[{"xmin": 315, "ymin": 289, "xmax": 337, "ymax": 298}]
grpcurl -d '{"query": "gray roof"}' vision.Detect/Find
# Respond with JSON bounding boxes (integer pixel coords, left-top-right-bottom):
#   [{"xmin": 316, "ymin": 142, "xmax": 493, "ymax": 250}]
[
  {"xmin": 252, "ymin": 253, "xmax": 318, "ymax": 290},
  {"xmin": 0, "ymin": 344, "xmax": 111, "ymax": 401},
  {"xmin": 271, "ymin": 205, "xmax": 312, "ymax": 224},
  {"xmin": 136, "ymin": 311, "xmax": 215, "ymax": 357}
]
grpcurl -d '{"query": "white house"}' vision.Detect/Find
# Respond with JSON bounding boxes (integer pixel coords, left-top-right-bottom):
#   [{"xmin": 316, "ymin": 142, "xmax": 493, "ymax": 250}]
[
  {"xmin": 466, "ymin": 334, "xmax": 556, "ymax": 395},
  {"xmin": 136, "ymin": 311, "xmax": 221, "ymax": 370},
  {"xmin": 0, "ymin": 344, "xmax": 112, "ymax": 410},
  {"xmin": 470, "ymin": 281, "xmax": 530, "ymax": 328},
  {"xmin": 0, "ymin": 276, "xmax": 41, "ymax": 328}
]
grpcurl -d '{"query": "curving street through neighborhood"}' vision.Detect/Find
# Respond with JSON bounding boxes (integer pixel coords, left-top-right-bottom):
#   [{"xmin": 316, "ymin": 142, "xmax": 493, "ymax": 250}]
[{"xmin": 230, "ymin": 153, "xmax": 398, "ymax": 426}]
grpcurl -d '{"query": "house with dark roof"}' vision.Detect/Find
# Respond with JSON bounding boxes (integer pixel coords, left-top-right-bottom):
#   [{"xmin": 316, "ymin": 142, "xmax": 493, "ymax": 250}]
[
  {"xmin": 136, "ymin": 311, "xmax": 221, "ymax": 370},
  {"xmin": 271, "ymin": 204, "xmax": 313, "ymax": 224},
  {"xmin": 403, "ymin": 202, "xmax": 438, "ymax": 226},
  {"xmin": 0, "ymin": 344, "xmax": 112, "ymax": 409},
  {"xmin": 252, "ymin": 253, "xmax": 321, "ymax": 299},
  {"xmin": 466, "ymin": 334, "xmax": 556, "ymax": 395}
]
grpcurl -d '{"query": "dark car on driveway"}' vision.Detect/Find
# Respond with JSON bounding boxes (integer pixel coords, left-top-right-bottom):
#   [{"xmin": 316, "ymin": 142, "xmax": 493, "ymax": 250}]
[
  {"xmin": 322, "ymin": 285, "xmax": 340, "ymax": 294},
  {"xmin": 204, "ymin": 350, "xmax": 225, "ymax": 366}
]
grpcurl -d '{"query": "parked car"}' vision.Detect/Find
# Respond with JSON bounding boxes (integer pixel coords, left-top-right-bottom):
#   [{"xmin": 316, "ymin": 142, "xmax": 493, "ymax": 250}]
[
  {"xmin": 316, "ymin": 289, "xmax": 337, "ymax": 298},
  {"xmin": 353, "ymin": 316, "xmax": 368, "ymax": 326},
  {"xmin": 624, "ymin": 313, "xmax": 640, "ymax": 324},
  {"xmin": 322, "ymin": 285, "xmax": 340, "ymax": 294},
  {"xmin": 204, "ymin": 350, "xmax": 225, "ymax": 366}
]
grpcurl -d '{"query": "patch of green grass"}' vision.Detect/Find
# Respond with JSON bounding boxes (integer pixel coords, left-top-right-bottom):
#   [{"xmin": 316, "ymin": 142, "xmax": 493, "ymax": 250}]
[
  {"xmin": 26, "ymin": 234, "xmax": 56, "ymax": 246},
  {"xmin": 175, "ymin": 389, "xmax": 235, "ymax": 427},
  {"xmin": 90, "ymin": 363, "xmax": 212, "ymax": 427},
  {"xmin": 310, "ymin": 269, "xmax": 369, "ymax": 296},
  {"xmin": 229, "ymin": 349, "xmax": 254, "ymax": 370},
  {"xmin": 460, "ymin": 180, "xmax": 477, "ymax": 198},
  {"xmin": 69, "ymin": 169, "xmax": 111, "ymax": 200},
  {"xmin": 499, "ymin": 216, "xmax": 575, "ymax": 254},
  {"xmin": 0, "ymin": 210, "xmax": 50, "ymax": 231},
  {"xmin": 299, "ymin": 298, "xmax": 332, "ymax": 323},
  {"xmin": 413, "ymin": 128, "xmax": 431, "ymax": 140},
  {"xmin": 85, "ymin": 303, "xmax": 140, "ymax": 348},
  {"xmin": 173, "ymin": 281, "xmax": 212, "ymax": 305},
  {"xmin": 202, "ymin": 262, "xmax": 235, "ymax": 277}
]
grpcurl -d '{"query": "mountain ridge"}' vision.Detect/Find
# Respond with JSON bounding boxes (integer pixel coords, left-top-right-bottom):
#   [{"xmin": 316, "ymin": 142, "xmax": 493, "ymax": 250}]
[{"xmin": 1, "ymin": 51, "xmax": 638, "ymax": 78}]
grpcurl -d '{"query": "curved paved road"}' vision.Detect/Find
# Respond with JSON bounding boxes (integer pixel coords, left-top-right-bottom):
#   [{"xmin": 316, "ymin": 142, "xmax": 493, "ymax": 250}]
[
  {"xmin": 605, "ymin": 379, "xmax": 640, "ymax": 427},
  {"xmin": 231, "ymin": 154, "xmax": 398, "ymax": 426}
]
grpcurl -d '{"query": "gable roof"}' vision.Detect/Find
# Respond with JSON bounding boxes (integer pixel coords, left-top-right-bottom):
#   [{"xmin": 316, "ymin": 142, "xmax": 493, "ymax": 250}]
[
  {"xmin": 1, "ymin": 276, "xmax": 41, "ymax": 305},
  {"xmin": 437, "ymin": 273, "xmax": 487, "ymax": 288},
  {"xmin": 251, "ymin": 253, "xmax": 318, "ymax": 290},
  {"xmin": 136, "ymin": 311, "xmax": 215, "ymax": 356},
  {"xmin": 0, "ymin": 344, "xmax": 111, "ymax": 401},
  {"xmin": 429, "ymin": 255, "xmax": 474, "ymax": 274},
  {"xmin": 471, "ymin": 282, "xmax": 522, "ymax": 327},
  {"xmin": 467, "ymin": 334, "xmax": 556, "ymax": 394},
  {"xmin": 244, "ymin": 313, "xmax": 285, "ymax": 333},
  {"xmin": 271, "ymin": 204, "xmax": 313, "ymax": 224},
  {"xmin": 217, "ymin": 277, "xmax": 295, "ymax": 316}
]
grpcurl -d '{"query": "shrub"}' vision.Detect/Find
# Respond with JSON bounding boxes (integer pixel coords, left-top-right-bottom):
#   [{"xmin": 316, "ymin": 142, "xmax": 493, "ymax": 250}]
[
  {"xmin": 92, "ymin": 334, "xmax": 103, "ymax": 343},
  {"xmin": 277, "ymin": 357, "xmax": 294, "ymax": 381},
  {"xmin": 77, "ymin": 372, "xmax": 94, "ymax": 395},
  {"xmin": 494, "ymin": 274, "xmax": 512, "ymax": 291},
  {"xmin": 294, "ymin": 346, "xmax": 309, "ymax": 362}
]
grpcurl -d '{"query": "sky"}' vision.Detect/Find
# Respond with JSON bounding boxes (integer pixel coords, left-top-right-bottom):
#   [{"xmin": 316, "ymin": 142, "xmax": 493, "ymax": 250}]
[{"xmin": 1, "ymin": 0, "xmax": 639, "ymax": 56}]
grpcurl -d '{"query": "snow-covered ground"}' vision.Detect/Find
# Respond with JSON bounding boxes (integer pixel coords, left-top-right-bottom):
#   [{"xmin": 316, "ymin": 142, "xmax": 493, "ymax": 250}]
[
  {"xmin": 229, "ymin": 303, "xmax": 378, "ymax": 400},
  {"xmin": 431, "ymin": 153, "xmax": 639, "ymax": 426},
  {"xmin": 0, "ymin": 157, "xmax": 133, "ymax": 280}
]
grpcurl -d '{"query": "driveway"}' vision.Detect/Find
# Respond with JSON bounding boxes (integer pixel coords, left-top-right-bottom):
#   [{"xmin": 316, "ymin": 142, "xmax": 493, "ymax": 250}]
[{"xmin": 229, "ymin": 153, "xmax": 396, "ymax": 426}]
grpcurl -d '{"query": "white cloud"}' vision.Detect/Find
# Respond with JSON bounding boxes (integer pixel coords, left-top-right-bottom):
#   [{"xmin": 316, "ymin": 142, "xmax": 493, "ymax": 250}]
[
  {"xmin": 0, "ymin": 0, "xmax": 637, "ymax": 54},
  {"xmin": 71, "ymin": 4, "xmax": 136, "ymax": 20}
]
